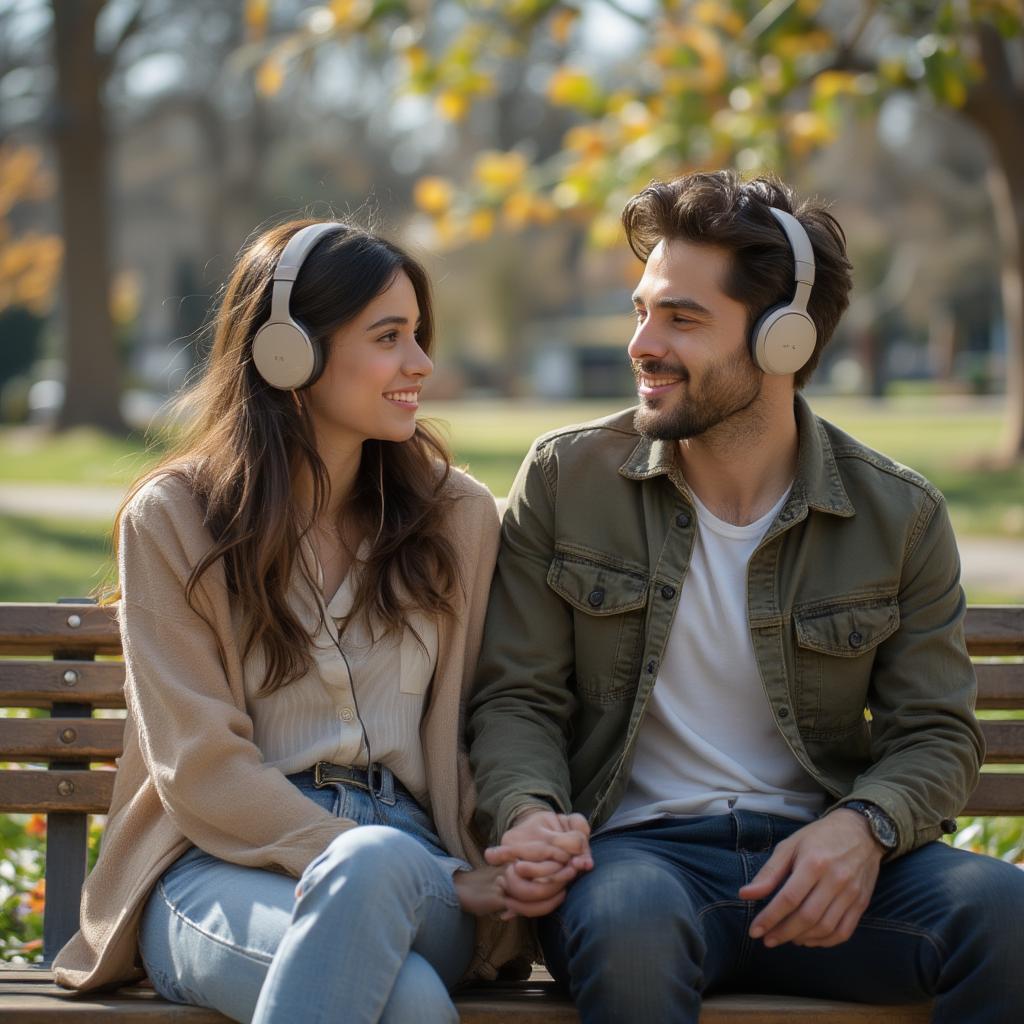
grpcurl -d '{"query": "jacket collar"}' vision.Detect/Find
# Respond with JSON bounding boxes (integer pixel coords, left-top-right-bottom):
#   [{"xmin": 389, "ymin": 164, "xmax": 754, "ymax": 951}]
[{"xmin": 618, "ymin": 393, "xmax": 854, "ymax": 519}]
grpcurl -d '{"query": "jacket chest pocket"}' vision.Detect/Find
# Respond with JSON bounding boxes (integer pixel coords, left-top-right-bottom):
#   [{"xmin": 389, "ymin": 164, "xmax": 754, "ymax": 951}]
[
  {"xmin": 793, "ymin": 596, "xmax": 899, "ymax": 737},
  {"xmin": 547, "ymin": 554, "xmax": 649, "ymax": 704}
]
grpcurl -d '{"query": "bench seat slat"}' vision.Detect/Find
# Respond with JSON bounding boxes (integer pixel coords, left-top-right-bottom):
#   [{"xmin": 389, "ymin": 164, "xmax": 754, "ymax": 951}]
[
  {"xmin": 0, "ymin": 971, "xmax": 934, "ymax": 1022},
  {"xmin": 0, "ymin": 769, "xmax": 114, "ymax": 813},
  {"xmin": 0, "ymin": 661, "xmax": 126, "ymax": 708},
  {"xmin": 0, "ymin": 718, "xmax": 124, "ymax": 761},
  {"xmin": 0, "ymin": 604, "xmax": 120, "ymax": 656}
]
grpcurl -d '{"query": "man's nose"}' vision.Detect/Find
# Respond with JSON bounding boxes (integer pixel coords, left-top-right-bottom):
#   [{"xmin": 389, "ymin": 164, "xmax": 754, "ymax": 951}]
[{"xmin": 627, "ymin": 318, "xmax": 667, "ymax": 363}]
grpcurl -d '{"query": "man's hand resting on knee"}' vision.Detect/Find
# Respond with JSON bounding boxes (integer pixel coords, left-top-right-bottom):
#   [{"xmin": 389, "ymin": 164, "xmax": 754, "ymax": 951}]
[
  {"xmin": 485, "ymin": 809, "xmax": 593, "ymax": 920},
  {"xmin": 739, "ymin": 809, "xmax": 885, "ymax": 949}
]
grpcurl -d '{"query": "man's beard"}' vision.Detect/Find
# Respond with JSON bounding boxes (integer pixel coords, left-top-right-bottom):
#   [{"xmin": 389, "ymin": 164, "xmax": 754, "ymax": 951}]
[{"xmin": 632, "ymin": 352, "xmax": 763, "ymax": 441}]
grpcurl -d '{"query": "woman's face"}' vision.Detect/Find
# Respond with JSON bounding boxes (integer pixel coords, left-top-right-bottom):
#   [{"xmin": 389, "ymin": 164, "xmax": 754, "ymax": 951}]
[{"xmin": 304, "ymin": 270, "xmax": 433, "ymax": 452}]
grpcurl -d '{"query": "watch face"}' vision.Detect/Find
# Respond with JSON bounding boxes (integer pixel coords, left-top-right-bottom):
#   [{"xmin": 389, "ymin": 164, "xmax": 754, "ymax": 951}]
[{"xmin": 847, "ymin": 801, "xmax": 897, "ymax": 849}]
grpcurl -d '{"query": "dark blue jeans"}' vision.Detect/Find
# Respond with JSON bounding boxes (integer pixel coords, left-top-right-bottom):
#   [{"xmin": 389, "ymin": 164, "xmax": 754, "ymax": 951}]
[{"xmin": 538, "ymin": 812, "xmax": 1024, "ymax": 1023}]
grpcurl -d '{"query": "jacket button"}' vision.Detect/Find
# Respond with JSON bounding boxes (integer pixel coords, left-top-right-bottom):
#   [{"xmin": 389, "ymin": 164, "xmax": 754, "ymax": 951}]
[
  {"xmin": 588, "ymin": 589, "xmax": 605, "ymax": 607},
  {"xmin": 778, "ymin": 706, "xmax": 790, "ymax": 718},
  {"xmin": 675, "ymin": 512, "xmax": 691, "ymax": 528},
  {"xmin": 779, "ymin": 509, "xmax": 794, "ymax": 522},
  {"xmin": 646, "ymin": 660, "xmax": 656, "ymax": 674},
  {"xmin": 848, "ymin": 631, "xmax": 864, "ymax": 648},
  {"xmin": 941, "ymin": 817, "xmax": 958, "ymax": 834},
  {"xmin": 661, "ymin": 585, "xmax": 676, "ymax": 600}
]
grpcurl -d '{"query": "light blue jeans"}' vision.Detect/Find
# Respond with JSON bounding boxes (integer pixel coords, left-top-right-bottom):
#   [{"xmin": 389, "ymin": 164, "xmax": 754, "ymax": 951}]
[{"xmin": 137, "ymin": 766, "xmax": 475, "ymax": 1024}]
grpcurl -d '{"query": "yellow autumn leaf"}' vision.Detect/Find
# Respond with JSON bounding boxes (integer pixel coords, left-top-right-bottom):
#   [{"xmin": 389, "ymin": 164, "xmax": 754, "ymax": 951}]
[
  {"xmin": 245, "ymin": 0, "xmax": 270, "ymax": 38},
  {"xmin": 330, "ymin": 0, "xmax": 372, "ymax": 29},
  {"xmin": 776, "ymin": 29, "xmax": 834, "ymax": 60},
  {"xmin": 256, "ymin": 57, "xmax": 286, "ymax": 97},
  {"xmin": 692, "ymin": 1, "xmax": 744, "ymax": 35},
  {"xmin": 786, "ymin": 110, "xmax": 837, "ymax": 156},
  {"xmin": 813, "ymin": 70, "xmax": 859, "ymax": 102},
  {"xmin": 502, "ymin": 191, "xmax": 534, "ymax": 229},
  {"xmin": 473, "ymin": 150, "xmax": 528, "ymax": 192},
  {"xmin": 467, "ymin": 208, "xmax": 496, "ymax": 241},
  {"xmin": 413, "ymin": 176, "xmax": 454, "ymax": 215},
  {"xmin": 547, "ymin": 67, "xmax": 599, "ymax": 109},
  {"xmin": 436, "ymin": 90, "xmax": 470, "ymax": 121},
  {"xmin": 549, "ymin": 8, "xmax": 579, "ymax": 46}
]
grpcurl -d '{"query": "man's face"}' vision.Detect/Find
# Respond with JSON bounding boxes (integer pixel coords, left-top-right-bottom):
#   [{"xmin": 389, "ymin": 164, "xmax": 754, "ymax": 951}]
[{"xmin": 628, "ymin": 238, "xmax": 762, "ymax": 441}]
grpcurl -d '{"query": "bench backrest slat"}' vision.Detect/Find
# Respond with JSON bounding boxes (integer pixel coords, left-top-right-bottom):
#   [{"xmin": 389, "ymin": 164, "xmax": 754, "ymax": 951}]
[
  {"xmin": 0, "ymin": 604, "xmax": 120, "ymax": 656},
  {"xmin": 963, "ymin": 606, "xmax": 1024, "ymax": 655},
  {"xmin": 0, "ymin": 768, "xmax": 115, "ymax": 814},
  {"xmin": 0, "ymin": 660, "xmax": 126, "ymax": 707},
  {"xmin": 0, "ymin": 717, "xmax": 124, "ymax": 761}
]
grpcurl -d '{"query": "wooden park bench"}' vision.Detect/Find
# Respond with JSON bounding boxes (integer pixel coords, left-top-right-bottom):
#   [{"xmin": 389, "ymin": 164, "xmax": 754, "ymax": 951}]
[{"xmin": 1, "ymin": 599, "xmax": 1022, "ymax": 1022}]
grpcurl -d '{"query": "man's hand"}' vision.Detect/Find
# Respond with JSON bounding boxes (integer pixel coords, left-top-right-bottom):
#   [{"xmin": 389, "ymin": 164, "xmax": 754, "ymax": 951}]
[
  {"xmin": 739, "ymin": 809, "xmax": 885, "ymax": 949},
  {"xmin": 484, "ymin": 809, "xmax": 593, "ymax": 919}
]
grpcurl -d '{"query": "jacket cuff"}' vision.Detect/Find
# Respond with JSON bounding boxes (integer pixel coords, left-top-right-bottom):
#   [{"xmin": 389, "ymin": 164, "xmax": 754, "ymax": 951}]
[
  {"xmin": 496, "ymin": 792, "xmax": 568, "ymax": 841},
  {"xmin": 828, "ymin": 784, "xmax": 915, "ymax": 859}
]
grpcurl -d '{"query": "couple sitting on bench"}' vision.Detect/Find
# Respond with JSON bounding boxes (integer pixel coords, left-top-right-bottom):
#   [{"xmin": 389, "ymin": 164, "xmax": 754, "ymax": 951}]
[{"xmin": 52, "ymin": 171, "xmax": 1024, "ymax": 1023}]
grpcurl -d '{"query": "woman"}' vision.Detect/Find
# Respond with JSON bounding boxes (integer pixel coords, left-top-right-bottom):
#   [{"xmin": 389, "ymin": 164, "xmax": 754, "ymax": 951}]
[{"xmin": 52, "ymin": 220, "xmax": 539, "ymax": 1022}]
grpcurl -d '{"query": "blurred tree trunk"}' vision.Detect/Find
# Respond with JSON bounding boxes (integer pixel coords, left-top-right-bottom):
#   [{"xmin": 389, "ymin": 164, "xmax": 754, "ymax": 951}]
[
  {"xmin": 965, "ymin": 24, "xmax": 1024, "ymax": 462},
  {"xmin": 52, "ymin": 0, "xmax": 125, "ymax": 433}
]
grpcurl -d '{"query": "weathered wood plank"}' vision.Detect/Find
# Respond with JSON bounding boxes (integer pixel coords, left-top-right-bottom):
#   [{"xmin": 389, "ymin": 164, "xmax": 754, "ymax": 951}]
[
  {"xmin": 964, "ymin": 606, "xmax": 1024, "ymax": 656},
  {"xmin": 978, "ymin": 721, "xmax": 1024, "ymax": 763},
  {"xmin": 963, "ymin": 772, "xmax": 1024, "ymax": 816},
  {"xmin": 0, "ymin": 660, "xmax": 126, "ymax": 708},
  {"xmin": 0, "ymin": 718, "xmax": 123, "ymax": 760},
  {"xmin": 0, "ymin": 973, "xmax": 933, "ymax": 1023},
  {"xmin": 974, "ymin": 662, "xmax": 1024, "ymax": 709},
  {"xmin": 0, "ymin": 769, "xmax": 114, "ymax": 813},
  {"xmin": 0, "ymin": 604, "xmax": 120, "ymax": 656}
]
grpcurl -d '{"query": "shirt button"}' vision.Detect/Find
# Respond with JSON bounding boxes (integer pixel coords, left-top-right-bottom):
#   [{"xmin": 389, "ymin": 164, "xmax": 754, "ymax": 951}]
[
  {"xmin": 848, "ymin": 631, "xmax": 864, "ymax": 649},
  {"xmin": 588, "ymin": 588, "xmax": 605, "ymax": 608},
  {"xmin": 661, "ymin": 585, "xmax": 676, "ymax": 600},
  {"xmin": 675, "ymin": 512, "xmax": 691, "ymax": 528},
  {"xmin": 778, "ymin": 706, "xmax": 790, "ymax": 718},
  {"xmin": 340, "ymin": 707, "xmax": 355, "ymax": 723}
]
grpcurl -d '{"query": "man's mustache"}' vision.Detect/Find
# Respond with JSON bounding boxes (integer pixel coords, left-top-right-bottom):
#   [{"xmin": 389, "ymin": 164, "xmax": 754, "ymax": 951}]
[{"xmin": 631, "ymin": 359, "xmax": 690, "ymax": 383}]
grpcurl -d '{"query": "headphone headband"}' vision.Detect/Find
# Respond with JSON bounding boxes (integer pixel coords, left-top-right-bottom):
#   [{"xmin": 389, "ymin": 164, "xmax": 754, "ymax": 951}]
[
  {"xmin": 748, "ymin": 207, "xmax": 818, "ymax": 376},
  {"xmin": 253, "ymin": 222, "xmax": 347, "ymax": 390},
  {"xmin": 768, "ymin": 208, "xmax": 815, "ymax": 311}
]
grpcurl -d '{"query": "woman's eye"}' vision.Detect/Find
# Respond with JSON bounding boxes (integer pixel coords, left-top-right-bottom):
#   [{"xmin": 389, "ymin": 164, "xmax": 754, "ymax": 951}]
[{"xmin": 378, "ymin": 331, "xmax": 399, "ymax": 344}]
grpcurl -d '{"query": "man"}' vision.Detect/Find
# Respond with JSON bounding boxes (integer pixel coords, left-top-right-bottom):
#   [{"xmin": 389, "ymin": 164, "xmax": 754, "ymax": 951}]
[{"xmin": 468, "ymin": 171, "xmax": 1024, "ymax": 1022}]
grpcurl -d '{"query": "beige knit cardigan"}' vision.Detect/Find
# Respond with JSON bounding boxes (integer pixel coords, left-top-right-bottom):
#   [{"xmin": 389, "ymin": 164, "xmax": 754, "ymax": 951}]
[{"xmin": 53, "ymin": 466, "xmax": 525, "ymax": 991}]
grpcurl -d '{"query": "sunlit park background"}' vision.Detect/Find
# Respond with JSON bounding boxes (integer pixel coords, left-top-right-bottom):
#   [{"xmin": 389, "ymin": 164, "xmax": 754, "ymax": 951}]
[{"xmin": 2, "ymin": 0, "xmax": 1024, "ymax": 959}]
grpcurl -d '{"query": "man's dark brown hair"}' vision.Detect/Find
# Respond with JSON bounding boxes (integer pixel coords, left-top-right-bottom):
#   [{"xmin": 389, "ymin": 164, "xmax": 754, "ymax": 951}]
[{"xmin": 621, "ymin": 170, "xmax": 853, "ymax": 388}]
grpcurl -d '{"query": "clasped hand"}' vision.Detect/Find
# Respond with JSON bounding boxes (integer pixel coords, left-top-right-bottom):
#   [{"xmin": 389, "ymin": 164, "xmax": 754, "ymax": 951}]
[{"xmin": 466, "ymin": 809, "xmax": 593, "ymax": 920}]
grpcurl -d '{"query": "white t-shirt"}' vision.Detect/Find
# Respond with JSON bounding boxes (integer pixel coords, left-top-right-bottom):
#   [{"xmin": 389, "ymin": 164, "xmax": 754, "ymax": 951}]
[{"xmin": 604, "ymin": 485, "xmax": 826, "ymax": 832}]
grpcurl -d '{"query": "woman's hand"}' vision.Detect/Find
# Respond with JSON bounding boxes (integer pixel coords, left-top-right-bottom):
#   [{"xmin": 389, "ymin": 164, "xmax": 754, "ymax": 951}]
[{"xmin": 452, "ymin": 865, "xmax": 508, "ymax": 917}]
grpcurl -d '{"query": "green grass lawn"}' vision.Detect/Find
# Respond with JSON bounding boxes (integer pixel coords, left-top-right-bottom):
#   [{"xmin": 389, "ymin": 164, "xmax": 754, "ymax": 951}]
[{"xmin": 1, "ymin": 395, "xmax": 1021, "ymax": 602}]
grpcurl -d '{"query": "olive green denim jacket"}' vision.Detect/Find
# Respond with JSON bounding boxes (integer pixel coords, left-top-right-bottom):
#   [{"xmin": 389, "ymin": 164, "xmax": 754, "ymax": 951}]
[{"xmin": 467, "ymin": 395, "xmax": 983, "ymax": 859}]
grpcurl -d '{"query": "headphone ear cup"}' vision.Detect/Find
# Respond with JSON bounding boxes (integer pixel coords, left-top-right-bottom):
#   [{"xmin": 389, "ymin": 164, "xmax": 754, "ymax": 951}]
[
  {"xmin": 252, "ymin": 320, "xmax": 320, "ymax": 390},
  {"xmin": 750, "ymin": 306, "xmax": 817, "ymax": 376}
]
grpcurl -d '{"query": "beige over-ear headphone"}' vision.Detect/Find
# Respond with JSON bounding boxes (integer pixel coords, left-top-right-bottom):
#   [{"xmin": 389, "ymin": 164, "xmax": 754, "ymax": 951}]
[
  {"xmin": 252, "ymin": 223, "xmax": 347, "ymax": 390},
  {"xmin": 749, "ymin": 208, "xmax": 817, "ymax": 376}
]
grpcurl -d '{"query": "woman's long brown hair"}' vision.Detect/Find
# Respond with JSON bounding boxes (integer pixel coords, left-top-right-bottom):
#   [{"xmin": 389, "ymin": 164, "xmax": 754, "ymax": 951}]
[{"xmin": 114, "ymin": 220, "xmax": 460, "ymax": 695}]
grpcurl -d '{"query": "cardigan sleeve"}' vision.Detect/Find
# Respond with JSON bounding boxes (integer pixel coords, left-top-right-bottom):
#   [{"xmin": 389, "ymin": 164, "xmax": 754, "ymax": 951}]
[{"xmin": 118, "ymin": 477, "xmax": 352, "ymax": 878}]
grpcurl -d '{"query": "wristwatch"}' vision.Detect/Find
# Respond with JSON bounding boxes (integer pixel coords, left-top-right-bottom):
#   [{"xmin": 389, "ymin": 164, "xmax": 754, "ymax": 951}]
[{"xmin": 842, "ymin": 800, "xmax": 898, "ymax": 852}]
